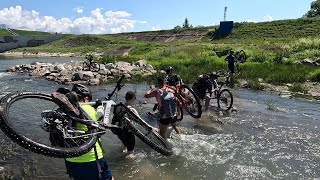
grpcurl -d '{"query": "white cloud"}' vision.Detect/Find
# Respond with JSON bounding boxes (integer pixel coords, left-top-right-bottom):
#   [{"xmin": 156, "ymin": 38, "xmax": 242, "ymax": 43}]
[
  {"xmin": 263, "ymin": 15, "xmax": 273, "ymax": 22},
  {"xmin": 151, "ymin": 25, "xmax": 161, "ymax": 31},
  {"xmin": 0, "ymin": 6, "xmax": 146, "ymax": 34},
  {"xmin": 73, "ymin": 7, "xmax": 84, "ymax": 14},
  {"xmin": 245, "ymin": 15, "xmax": 273, "ymax": 23}
]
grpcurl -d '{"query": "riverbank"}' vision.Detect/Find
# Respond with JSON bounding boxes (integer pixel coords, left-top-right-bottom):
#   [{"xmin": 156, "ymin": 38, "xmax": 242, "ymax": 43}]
[
  {"xmin": 2, "ymin": 52, "xmax": 320, "ymax": 100},
  {"xmin": 238, "ymin": 79, "xmax": 320, "ymax": 100},
  {"xmin": 0, "ymin": 51, "xmax": 79, "ymax": 57}
]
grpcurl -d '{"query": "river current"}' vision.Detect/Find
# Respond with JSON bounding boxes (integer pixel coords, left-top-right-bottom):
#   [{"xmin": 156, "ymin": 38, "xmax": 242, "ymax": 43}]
[{"xmin": 0, "ymin": 57, "xmax": 319, "ymax": 179}]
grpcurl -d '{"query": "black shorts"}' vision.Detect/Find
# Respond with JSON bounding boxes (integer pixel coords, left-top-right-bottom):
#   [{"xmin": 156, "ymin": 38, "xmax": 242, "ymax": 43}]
[
  {"xmin": 228, "ymin": 64, "xmax": 235, "ymax": 73},
  {"xmin": 117, "ymin": 130, "xmax": 135, "ymax": 151},
  {"xmin": 160, "ymin": 116, "xmax": 177, "ymax": 126}
]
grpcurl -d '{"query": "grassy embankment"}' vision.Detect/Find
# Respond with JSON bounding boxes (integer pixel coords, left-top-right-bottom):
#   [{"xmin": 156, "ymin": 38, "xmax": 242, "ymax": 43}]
[{"xmin": 3, "ymin": 18, "xmax": 320, "ymax": 88}]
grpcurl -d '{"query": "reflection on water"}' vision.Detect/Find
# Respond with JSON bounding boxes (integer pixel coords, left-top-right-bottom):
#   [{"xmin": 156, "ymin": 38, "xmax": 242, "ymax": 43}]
[{"xmin": 0, "ymin": 57, "xmax": 320, "ymax": 179}]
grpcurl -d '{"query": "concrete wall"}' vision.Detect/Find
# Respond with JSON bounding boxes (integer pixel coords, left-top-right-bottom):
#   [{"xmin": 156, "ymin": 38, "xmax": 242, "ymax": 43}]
[{"xmin": 0, "ymin": 35, "xmax": 63, "ymax": 52}]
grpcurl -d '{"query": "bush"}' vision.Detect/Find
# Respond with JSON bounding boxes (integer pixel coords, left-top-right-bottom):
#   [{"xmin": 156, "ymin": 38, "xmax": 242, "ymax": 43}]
[
  {"xmin": 100, "ymin": 55, "xmax": 116, "ymax": 64},
  {"xmin": 247, "ymin": 79, "xmax": 265, "ymax": 90},
  {"xmin": 288, "ymin": 83, "xmax": 308, "ymax": 93},
  {"xmin": 307, "ymin": 69, "xmax": 320, "ymax": 82},
  {"xmin": 251, "ymin": 52, "xmax": 269, "ymax": 63}
]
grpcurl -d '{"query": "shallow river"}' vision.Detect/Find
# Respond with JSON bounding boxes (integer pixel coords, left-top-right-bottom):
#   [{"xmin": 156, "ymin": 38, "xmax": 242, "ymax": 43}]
[{"xmin": 0, "ymin": 57, "xmax": 319, "ymax": 179}]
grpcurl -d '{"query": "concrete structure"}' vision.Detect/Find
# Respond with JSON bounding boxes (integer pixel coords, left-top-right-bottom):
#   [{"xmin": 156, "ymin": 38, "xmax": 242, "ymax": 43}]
[
  {"xmin": 0, "ymin": 35, "xmax": 63, "ymax": 52},
  {"xmin": 0, "ymin": 24, "xmax": 7, "ymax": 29}
]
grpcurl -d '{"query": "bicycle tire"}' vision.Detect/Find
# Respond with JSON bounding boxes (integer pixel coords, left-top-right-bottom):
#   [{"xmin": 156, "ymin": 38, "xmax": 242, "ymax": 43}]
[
  {"xmin": 90, "ymin": 62, "xmax": 100, "ymax": 72},
  {"xmin": 123, "ymin": 107, "xmax": 173, "ymax": 156},
  {"xmin": 179, "ymin": 84, "xmax": 202, "ymax": 118},
  {"xmin": 217, "ymin": 89, "xmax": 233, "ymax": 111},
  {"xmin": 0, "ymin": 92, "xmax": 98, "ymax": 158}
]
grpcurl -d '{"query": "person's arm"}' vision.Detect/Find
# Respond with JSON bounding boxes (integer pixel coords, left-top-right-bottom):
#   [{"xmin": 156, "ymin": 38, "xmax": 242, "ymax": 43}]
[{"xmin": 144, "ymin": 85, "xmax": 156, "ymax": 98}]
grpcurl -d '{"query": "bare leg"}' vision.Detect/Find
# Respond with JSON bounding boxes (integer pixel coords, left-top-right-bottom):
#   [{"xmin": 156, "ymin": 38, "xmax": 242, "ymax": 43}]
[
  {"xmin": 159, "ymin": 123, "xmax": 168, "ymax": 139},
  {"xmin": 171, "ymin": 123, "xmax": 181, "ymax": 134},
  {"xmin": 204, "ymin": 95, "xmax": 210, "ymax": 111}
]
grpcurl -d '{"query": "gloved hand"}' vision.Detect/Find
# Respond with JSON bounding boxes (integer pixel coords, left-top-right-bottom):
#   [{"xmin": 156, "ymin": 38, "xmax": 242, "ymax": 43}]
[{"xmin": 93, "ymin": 99, "xmax": 102, "ymax": 108}]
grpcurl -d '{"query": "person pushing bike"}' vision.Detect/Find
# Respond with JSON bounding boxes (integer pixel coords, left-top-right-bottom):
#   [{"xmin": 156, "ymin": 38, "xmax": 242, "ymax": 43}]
[{"xmin": 192, "ymin": 72, "xmax": 218, "ymax": 111}]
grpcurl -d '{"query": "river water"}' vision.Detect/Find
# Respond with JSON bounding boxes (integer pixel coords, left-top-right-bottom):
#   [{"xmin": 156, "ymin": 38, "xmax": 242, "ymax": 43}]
[{"xmin": 0, "ymin": 57, "xmax": 319, "ymax": 179}]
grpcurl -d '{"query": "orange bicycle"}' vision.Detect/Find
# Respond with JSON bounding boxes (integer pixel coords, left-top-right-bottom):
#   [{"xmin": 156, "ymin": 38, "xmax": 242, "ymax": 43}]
[{"xmin": 164, "ymin": 84, "xmax": 202, "ymax": 120}]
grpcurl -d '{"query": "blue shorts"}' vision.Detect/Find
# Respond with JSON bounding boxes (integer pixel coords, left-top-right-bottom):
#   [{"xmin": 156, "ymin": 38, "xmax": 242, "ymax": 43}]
[
  {"xmin": 160, "ymin": 116, "xmax": 177, "ymax": 126},
  {"xmin": 65, "ymin": 158, "xmax": 112, "ymax": 180}
]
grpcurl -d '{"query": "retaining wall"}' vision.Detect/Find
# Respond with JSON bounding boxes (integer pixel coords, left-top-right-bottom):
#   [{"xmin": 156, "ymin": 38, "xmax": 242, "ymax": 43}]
[{"xmin": 0, "ymin": 35, "xmax": 63, "ymax": 52}]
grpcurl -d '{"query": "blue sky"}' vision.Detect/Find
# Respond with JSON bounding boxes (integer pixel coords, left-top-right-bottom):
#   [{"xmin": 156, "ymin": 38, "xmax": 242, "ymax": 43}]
[{"xmin": 0, "ymin": 0, "xmax": 314, "ymax": 34}]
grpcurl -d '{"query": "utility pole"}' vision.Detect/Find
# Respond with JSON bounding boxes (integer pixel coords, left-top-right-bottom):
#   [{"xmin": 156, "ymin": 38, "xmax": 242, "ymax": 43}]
[{"xmin": 224, "ymin": 6, "xmax": 227, "ymax": 21}]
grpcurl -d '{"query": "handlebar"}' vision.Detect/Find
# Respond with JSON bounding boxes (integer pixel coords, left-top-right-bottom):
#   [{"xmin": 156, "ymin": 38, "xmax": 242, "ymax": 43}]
[{"xmin": 106, "ymin": 74, "xmax": 125, "ymax": 100}]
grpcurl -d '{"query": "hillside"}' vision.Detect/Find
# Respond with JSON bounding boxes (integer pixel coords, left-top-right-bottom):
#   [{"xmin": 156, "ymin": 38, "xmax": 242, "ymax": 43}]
[{"xmin": 2, "ymin": 17, "xmax": 320, "ymax": 91}]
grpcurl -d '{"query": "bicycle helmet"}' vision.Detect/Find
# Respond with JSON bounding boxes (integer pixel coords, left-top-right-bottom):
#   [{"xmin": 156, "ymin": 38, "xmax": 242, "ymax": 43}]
[
  {"xmin": 72, "ymin": 84, "xmax": 92, "ymax": 101},
  {"xmin": 165, "ymin": 66, "xmax": 174, "ymax": 75},
  {"xmin": 209, "ymin": 72, "xmax": 218, "ymax": 80}
]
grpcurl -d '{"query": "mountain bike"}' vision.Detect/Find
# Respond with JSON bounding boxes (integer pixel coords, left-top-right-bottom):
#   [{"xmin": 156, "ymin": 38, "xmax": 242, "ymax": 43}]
[
  {"xmin": 147, "ymin": 84, "xmax": 202, "ymax": 121},
  {"xmin": 164, "ymin": 84, "xmax": 202, "ymax": 120},
  {"xmin": 211, "ymin": 71, "xmax": 234, "ymax": 111},
  {"xmin": 83, "ymin": 54, "xmax": 100, "ymax": 72},
  {"xmin": 0, "ymin": 75, "xmax": 173, "ymax": 158}
]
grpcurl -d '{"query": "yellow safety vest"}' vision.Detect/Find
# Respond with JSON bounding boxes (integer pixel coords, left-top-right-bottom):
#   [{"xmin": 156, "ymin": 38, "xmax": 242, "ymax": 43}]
[{"xmin": 66, "ymin": 104, "xmax": 103, "ymax": 163}]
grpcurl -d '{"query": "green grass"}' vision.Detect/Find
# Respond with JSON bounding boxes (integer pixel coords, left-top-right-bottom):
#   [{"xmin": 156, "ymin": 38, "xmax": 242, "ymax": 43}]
[{"xmin": 4, "ymin": 17, "xmax": 320, "ymax": 85}]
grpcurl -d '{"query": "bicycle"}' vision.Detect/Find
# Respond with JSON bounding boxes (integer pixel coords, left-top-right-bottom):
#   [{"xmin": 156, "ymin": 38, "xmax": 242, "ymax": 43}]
[
  {"xmin": 163, "ymin": 84, "xmax": 202, "ymax": 121},
  {"xmin": 211, "ymin": 71, "xmax": 234, "ymax": 111},
  {"xmin": 83, "ymin": 54, "xmax": 100, "ymax": 72},
  {"xmin": 0, "ymin": 75, "xmax": 173, "ymax": 158}
]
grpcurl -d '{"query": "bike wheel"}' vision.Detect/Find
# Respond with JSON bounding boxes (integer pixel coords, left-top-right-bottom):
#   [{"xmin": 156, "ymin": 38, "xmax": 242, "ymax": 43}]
[
  {"xmin": 90, "ymin": 62, "xmax": 100, "ymax": 72},
  {"xmin": 0, "ymin": 92, "xmax": 98, "ymax": 158},
  {"xmin": 217, "ymin": 89, "xmax": 233, "ymax": 111},
  {"xmin": 124, "ymin": 109, "xmax": 173, "ymax": 156},
  {"xmin": 179, "ymin": 84, "xmax": 202, "ymax": 118}
]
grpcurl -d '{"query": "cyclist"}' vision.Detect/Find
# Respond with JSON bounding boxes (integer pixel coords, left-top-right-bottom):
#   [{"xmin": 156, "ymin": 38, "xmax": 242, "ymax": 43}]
[
  {"xmin": 164, "ymin": 66, "xmax": 183, "ymax": 86},
  {"xmin": 192, "ymin": 72, "xmax": 218, "ymax": 111},
  {"xmin": 111, "ymin": 91, "xmax": 138, "ymax": 158},
  {"xmin": 149, "ymin": 66, "xmax": 182, "ymax": 114},
  {"xmin": 85, "ymin": 54, "xmax": 94, "ymax": 63},
  {"xmin": 225, "ymin": 50, "xmax": 235, "ymax": 74},
  {"xmin": 145, "ymin": 77, "xmax": 181, "ymax": 138},
  {"xmin": 64, "ymin": 84, "xmax": 114, "ymax": 180}
]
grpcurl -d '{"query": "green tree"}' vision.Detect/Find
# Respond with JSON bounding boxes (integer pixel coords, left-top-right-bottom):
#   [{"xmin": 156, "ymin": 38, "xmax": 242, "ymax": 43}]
[
  {"xmin": 303, "ymin": 0, "xmax": 320, "ymax": 17},
  {"xmin": 182, "ymin": 18, "xmax": 190, "ymax": 28}
]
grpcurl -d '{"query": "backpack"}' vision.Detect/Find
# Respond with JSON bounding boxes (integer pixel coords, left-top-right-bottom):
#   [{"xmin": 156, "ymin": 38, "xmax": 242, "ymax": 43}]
[{"xmin": 159, "ymin": 88, "xmax": 177, "ymax": 117}]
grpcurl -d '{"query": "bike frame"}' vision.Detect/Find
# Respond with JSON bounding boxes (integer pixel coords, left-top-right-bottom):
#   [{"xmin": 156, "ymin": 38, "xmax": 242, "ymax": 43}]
[{"xmin": 163, "ymin": 84, "xmax": 190, "ymax": 108}]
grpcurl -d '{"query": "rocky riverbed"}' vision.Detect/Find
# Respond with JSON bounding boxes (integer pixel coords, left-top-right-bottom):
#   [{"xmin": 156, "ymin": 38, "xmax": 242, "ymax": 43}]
[{"xmin": 7, "ymin": 59, "xmax": 157, "ymax": 85}]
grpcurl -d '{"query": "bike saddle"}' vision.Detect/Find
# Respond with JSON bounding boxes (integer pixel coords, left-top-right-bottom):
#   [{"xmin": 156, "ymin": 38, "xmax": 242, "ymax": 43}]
[{"xmin": 51, "ymin": 92, "xmax": 81, "ymax": 117}]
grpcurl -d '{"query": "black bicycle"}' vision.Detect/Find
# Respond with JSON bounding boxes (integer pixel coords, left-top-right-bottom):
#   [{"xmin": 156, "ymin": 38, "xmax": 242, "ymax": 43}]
[
  {"xmin": 83, "ymin": 54, "xmax": 100, "ymax": 72},
  {"xmin": 0, "ymin": 75, "xmax": 173, "ymax": 158},
  {"xmin": 212, "ymin": 71, "xmax": 234, "ymax": 111}
]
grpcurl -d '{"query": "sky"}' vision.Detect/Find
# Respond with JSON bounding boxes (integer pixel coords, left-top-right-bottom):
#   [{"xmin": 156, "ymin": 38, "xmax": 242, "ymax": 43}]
[{"xmin": 0, "ymin": 0, "xmax": 314, "ymax": 34}]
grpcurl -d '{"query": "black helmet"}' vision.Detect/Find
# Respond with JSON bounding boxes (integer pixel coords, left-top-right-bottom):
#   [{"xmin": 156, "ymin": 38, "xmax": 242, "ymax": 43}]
[
  {"xmin": 165, "ymin": 66, "xmax": 174, "ymax": 75},
  {"xmin": 72, "ymin": 84, "xmax": 92, "ymax": 101},
  {"xmin": 209, "ymin": 72, "xmax": 218, "ymax": 79}
]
